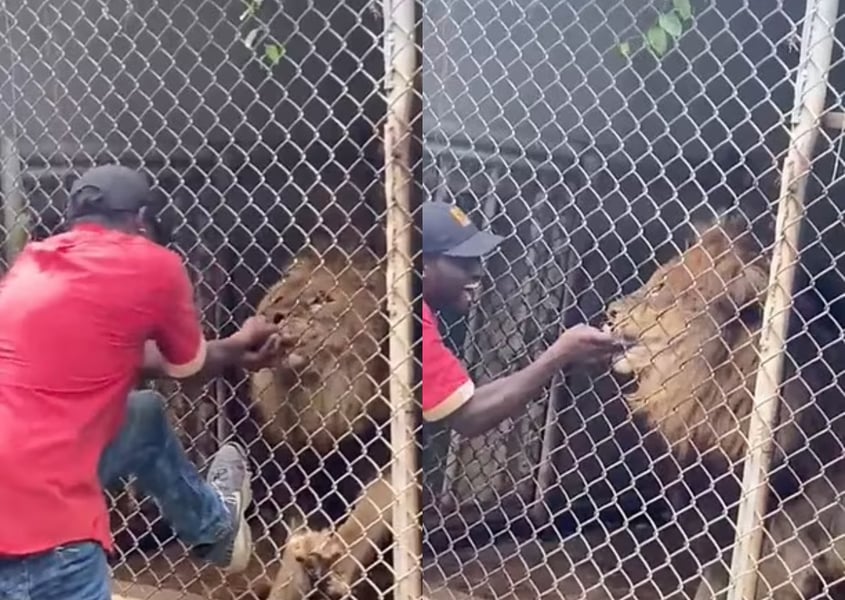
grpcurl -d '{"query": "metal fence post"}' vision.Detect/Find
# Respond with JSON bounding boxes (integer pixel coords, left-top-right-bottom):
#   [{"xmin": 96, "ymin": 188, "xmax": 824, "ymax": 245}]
[
  {"xmin": 385, "ymin": 0, "xmax": 422, "ymax": 597},
  {"xmin": 726, "ymin": 1, "xmax": 840, "ymax": 599}
]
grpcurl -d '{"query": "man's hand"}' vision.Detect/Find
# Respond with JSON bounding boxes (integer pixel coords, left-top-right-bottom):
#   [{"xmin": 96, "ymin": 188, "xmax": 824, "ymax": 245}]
[
  {"xmin": 229, "ymin": 316, "xmax": 281, "ymax": 371},
  {"xmin": 550, "ymin": 324, "xmax": 628, "ymax": 367}
]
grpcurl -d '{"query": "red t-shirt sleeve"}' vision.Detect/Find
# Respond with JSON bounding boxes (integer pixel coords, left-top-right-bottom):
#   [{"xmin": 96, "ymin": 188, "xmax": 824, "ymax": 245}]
[
  {"xmin": 151, "ymin": 251, "xmax": 207, "ymax": 379},
  {"xmin": 422, "ymin": 302, "xmax": 474, "ymax": 422}
]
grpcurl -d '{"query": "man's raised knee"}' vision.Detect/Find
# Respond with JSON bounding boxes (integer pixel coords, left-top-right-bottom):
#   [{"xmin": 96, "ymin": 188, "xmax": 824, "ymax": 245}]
[{"xmin": 125, "ymin": 389, "xmax": 168, "ymax": 430}]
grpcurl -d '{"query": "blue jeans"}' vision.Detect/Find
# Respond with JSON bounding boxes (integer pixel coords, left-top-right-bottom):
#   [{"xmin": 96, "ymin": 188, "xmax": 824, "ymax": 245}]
[{"xmin": 0, "ymin": 390, "xmax": 232, "ymax": 600}]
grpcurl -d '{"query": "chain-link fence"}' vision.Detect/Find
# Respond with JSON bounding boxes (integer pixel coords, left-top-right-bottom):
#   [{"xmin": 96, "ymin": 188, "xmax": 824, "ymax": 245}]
[
  {"xmin": 1, "ymin": 0, "xmax": 424, "ymax": 599},
  {"xmin": 422, "ymin": 0, "xmax": 845, "ymax": 598}
]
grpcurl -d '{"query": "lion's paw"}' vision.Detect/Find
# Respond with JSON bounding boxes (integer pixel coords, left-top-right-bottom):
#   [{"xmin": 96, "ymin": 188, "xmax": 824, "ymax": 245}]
[{"xmin": 270, "ymin": 529, "xmax": 352, "ymax": 600}]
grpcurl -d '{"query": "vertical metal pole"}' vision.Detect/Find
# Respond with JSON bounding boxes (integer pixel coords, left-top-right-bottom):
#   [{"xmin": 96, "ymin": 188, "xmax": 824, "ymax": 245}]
[
  {"xmin": 384, "ymin": 0, "xmax": 421, "ymax": 597},
  {"xmin": 725, "ymin": 2, "xmax": 839, "ymax": 599},
  {"xmin": 2, "ymin": 134, "xmax": 26, "ymax": 266},
  {"xmin": 1, "ymin": 1, "xmax": 28, "ymax": 268}
]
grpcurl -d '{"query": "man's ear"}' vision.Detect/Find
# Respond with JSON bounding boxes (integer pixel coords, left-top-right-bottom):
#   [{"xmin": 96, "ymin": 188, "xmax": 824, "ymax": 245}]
[{"xmin": 138, "ymin": 207, "xmax": 168, "ymax": 245}]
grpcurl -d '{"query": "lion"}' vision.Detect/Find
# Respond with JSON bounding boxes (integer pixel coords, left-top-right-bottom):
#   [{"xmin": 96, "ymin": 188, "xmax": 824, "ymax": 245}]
[
  {"xmin": 605, "ymin": 215, "xmax": 845, "ymax": 599},
  {"xmin": 251, "ymin": 238, "xmax": 390, "ymax": 457},
  {"xmin": 247, "ymin": 236, "xmax": 397, "ymax": 599},
  {"xmin": 259, "ymin": 475, "xmax": 396, "ymax": 600}
]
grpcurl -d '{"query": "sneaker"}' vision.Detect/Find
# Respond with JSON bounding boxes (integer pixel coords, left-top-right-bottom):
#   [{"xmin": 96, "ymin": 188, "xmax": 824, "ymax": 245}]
[{"xmin": 204, "ymin": 442, "xmax": 253, "ymax": 573}]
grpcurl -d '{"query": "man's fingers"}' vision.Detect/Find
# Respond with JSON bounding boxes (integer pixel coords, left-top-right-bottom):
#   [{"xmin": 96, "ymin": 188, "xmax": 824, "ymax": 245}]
[
  {"xmin": 244, "ymin": 335, "xmax": 277, "ymax": 358},
  {"xmin": 255, "ymin": 334, "xmax": 280, "ymax": 356},
  {"xmin": 593, "ymin": 332, "xmax": 633, "ymax": 349},
  {"xmin": 259, "ymin": 324, "xmax": 279, "ymax": 340},
  {"xmin": 241, "ymin": 317, "xmax": 280, "ymax": 349},
  {"xmin": 241, "ymin": 334, "xmax": 283, "ymax": 371},
  {"xmin": 583, "ymin": 339, "xmax": 629, "ymax": 360},
  {"xmin": 583, "ymin": 337, "xmax": 623, "ymax": 352},
  {"xmin": 254, "ymin": 317, "xmax": 279, "ymax": 335}
]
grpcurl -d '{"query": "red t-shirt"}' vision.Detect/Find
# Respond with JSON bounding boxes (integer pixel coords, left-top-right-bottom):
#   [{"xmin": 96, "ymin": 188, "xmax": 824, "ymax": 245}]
[
  {"xmin": 422, "ymin": 300, "xmax": 475, "ymax": 422},
  {"xmin": 0, "ymin": 224, "xmax": 207, "ymax": 556}
]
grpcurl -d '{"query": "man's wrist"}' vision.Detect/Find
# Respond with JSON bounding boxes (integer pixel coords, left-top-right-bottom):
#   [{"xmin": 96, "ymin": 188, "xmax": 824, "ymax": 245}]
[
  {"xmin": 208, "ymin": 336, "xmax": 248, "ymax": 365},
  {"xmin": 539, "ymin": 343, "xmax": 571, "ymax": 373}
]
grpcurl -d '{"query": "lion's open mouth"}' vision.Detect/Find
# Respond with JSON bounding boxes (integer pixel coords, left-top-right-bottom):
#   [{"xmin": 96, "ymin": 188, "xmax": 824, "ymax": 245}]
[
  {"xmin": 600, "ymin": 323, "xmax": 644, "ymax": 393},
  {"xmin": 601, "ymin": 324, "xmax": 638, "ymax": 367}
]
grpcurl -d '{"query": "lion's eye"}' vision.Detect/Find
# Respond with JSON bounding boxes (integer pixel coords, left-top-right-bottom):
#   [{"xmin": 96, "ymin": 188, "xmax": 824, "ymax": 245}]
[{"xmin": 648, "ymin": 282, "xmax": 664, "ymax": 299}]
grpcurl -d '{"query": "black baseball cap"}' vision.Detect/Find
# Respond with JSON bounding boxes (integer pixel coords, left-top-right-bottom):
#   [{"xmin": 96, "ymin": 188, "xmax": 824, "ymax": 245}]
[
  {"xmin": 68, "ymin": 165, "xmax": 152, "ymax": 217},
  {"xmin": 422, "ymin": 201, "xmax": 503, "ymax": 258}
]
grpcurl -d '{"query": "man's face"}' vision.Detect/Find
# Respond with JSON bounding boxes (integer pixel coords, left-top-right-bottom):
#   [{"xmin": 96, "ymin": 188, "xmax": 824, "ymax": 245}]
[{"xmin": 423, "ymin": 254, "xmax": 484, "ymax": 314}]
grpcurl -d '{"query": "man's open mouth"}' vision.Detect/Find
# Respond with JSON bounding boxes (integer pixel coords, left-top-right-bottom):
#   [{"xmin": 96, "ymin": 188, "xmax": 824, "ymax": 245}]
[{"xmin": 463, "ymin": 281, "xmax": 481, "ymax": 303}]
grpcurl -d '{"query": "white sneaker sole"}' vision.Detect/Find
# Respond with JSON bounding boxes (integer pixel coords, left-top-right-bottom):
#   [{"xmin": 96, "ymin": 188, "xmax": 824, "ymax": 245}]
[{"xmin": 224, "ymin": 454, "xmax": 253, "ymax": 574}]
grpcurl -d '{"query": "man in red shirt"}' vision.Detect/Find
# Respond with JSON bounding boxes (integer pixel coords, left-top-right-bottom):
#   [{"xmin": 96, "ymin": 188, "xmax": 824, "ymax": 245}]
[
  {"xmin": 422, "ymin": 201, "xmax": 626, "ymax": 437},
  {"xmin": 0, "ymin": 165, "xmax": 280, "ymax": 599}
]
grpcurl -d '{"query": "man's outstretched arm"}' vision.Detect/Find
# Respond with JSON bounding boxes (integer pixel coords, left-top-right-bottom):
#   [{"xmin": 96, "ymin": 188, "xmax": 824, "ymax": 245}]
[
  {"xmin": 443, "ymin": 346, "xmax": 569, "ymax": 438},
  {"xmin": 141, "ymin": 321, "xmax": 279, "ymax": 383},
  {"xmin": 142, "ymin": 252, "xmax": 279, "ymax": 382},
  {"xmin": 423, "ymin": 317, "xmax": 624, "ymax": 438}
]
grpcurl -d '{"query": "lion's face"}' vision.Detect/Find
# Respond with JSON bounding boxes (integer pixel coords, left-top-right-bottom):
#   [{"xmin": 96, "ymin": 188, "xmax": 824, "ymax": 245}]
[
  {"xmin": 262, "ymin": 285, "xmax": 344, "ymax": 374},
  {"xmin": 259, "ymin": 248, "xmax": 386, "ymax": 377},
  {"xmin": 604, "ymin": 218, "xmax": 770, "ymax": 460},
  {"xmin": 251, "ymin": 245, "xmax": 389, "ymax": 453}
]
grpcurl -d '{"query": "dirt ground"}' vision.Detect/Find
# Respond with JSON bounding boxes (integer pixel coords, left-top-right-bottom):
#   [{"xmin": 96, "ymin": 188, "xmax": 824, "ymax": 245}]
[{"xmin": 111, "ymin": 520, "xmax": 704, "ymax": 600}]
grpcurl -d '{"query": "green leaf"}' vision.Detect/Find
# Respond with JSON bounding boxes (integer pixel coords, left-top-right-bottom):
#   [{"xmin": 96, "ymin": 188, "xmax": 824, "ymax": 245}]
[
  {"xmin": 673, "ymin": 0, "xmax": 693, "ymax": 21},
  {"xmin": 659, "ymin": 12, "xmax": 683, "ymax": 39},
  {"xmin": 646, "ymin": 25, "xmax": 669, "ymax": 56},
  {"xmin": 618, "ymin": 41, "xmax": 631, "ymax": 58},
  {"xmin": 264, "ymin": 43, "xmax": 284, "ymax": 66}
]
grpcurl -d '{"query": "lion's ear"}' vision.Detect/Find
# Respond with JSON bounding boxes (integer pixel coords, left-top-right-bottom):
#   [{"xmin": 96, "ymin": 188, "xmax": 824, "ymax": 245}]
[{"xmin": 725, "ymin": 263, "xmax": 769, "ymax": 310}]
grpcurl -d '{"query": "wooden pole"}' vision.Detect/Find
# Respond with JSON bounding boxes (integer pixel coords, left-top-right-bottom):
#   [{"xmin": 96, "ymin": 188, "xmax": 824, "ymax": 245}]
[
  {"xmin": 725, "ymin": 1, "xmax": 839, "ymax": 599},
  {"xmin": 384, "ymin": 0, "xmax": 421, "ymax": 597}
]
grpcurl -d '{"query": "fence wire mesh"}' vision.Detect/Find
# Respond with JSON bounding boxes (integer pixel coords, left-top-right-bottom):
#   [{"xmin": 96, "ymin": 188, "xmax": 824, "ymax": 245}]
[
  {"xmin": 422, "ymin": 1, "xmax": 845, "ymax": 599},
  {"xmin": 0, "ymin": 0, "xmax": 422, "ymax": 599}
]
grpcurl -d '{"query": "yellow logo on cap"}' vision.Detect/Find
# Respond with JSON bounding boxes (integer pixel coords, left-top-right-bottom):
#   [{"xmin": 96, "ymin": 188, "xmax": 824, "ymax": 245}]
[{"xmin": 449, "ymin": 206, "xmax": 471, "ymax": 227}]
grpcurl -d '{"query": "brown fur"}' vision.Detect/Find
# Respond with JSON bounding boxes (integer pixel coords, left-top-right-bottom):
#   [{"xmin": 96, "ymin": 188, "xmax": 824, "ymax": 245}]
[
  {"xmin": 607, "ymin": 216, "xmax": 771, "ymax": 464},
  {"xmin": 248, "ymin": 239, "xmax": 395, "ymax": 600},
  {"xmin": 606, "ymin": 216, "xmax": 845, "ymax": 598},
  {"xmin": 264, "ymin": 475, "xmax": 395, "ymax": 600},
  {"xmin": 250, "ymin": 239, "xmax": 389, "ymax": 456}
]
